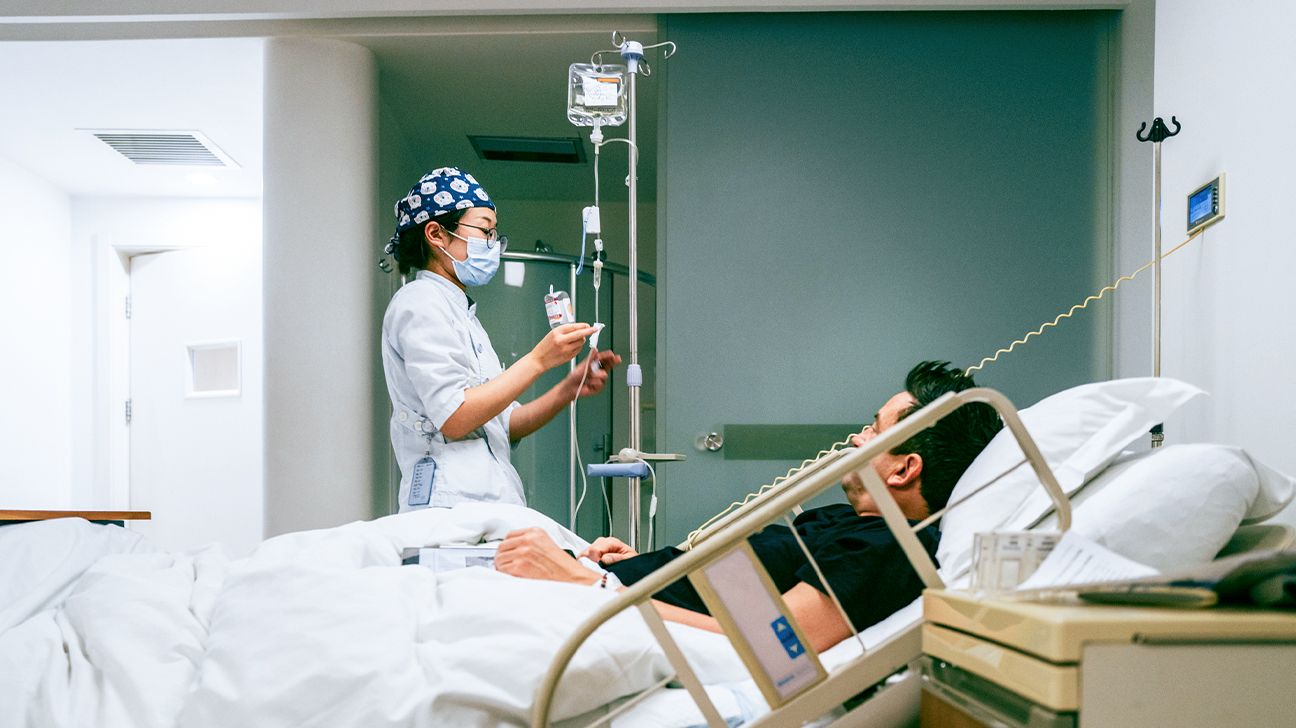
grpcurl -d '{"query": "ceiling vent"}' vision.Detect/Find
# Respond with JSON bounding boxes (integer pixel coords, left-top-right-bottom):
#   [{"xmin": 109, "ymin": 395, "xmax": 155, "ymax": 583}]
[
  {"xmin": 468, "ymin": 135, "xmax": 585, "ymax": 164},
  {"xmin": 84, "ymin": 129, "xmax": 239, "ymax": 167}
]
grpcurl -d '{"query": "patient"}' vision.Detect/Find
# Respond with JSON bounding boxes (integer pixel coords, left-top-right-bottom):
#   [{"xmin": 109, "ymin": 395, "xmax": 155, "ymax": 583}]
[{"xmin": 495, "ymin": 361, "xmax": 1002, "ymax": 651}]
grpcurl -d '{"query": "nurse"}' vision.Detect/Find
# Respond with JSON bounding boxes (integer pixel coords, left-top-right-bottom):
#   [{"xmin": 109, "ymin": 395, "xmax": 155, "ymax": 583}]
[{"xmin": 381, "ymin": 167, "xmax": 620, "ymax": 512}]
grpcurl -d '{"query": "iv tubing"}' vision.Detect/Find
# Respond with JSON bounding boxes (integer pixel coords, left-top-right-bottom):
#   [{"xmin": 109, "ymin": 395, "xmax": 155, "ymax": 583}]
[
  {"xmin": 571, "ymin": 359, "xmax": 594, "ymax": 519},
  {"xmin": 575, "ymin": 216, "xmax": 586, "ymax": 275}
]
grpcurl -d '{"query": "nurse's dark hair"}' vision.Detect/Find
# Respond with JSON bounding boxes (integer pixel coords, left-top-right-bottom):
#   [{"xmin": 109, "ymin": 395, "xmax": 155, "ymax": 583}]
[
  {"xmin": 891, "ymin": 361, "xmax": 1003, "ymax": 515},
  {"xmin": 393, "ymin": 209, "xmax": 468, "ymax": 276}
]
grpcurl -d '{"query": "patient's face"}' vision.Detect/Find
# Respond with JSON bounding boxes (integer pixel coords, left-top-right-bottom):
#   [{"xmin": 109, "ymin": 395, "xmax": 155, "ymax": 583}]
[{"xmin": 841, "ymin": 391, "xmax": 918, "ymax": 513}]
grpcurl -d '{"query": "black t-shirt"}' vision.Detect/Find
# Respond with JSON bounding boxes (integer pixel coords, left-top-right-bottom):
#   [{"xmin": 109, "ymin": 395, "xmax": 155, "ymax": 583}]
[{"xmin": 605, "ymin": 504, "xmax": 939, "ymax": 633}]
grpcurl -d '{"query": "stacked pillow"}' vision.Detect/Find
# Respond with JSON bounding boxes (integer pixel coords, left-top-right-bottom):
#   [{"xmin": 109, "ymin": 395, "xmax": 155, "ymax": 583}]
[
  {"xmin": 1035, "ymin": 444, "xmax": 1266, "ymax": 571},
  {"xmin": 936, "ymin": 377, "xmax": 1296, "ymax": 583},
  {"xmin": 936, "ymin": 378, "xmax": 1203, "ymax": 582}
]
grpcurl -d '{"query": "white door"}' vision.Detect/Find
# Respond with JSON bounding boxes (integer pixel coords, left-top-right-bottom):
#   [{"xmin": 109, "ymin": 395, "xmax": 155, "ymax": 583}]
[{"xmin": 128, "ymin": 245, "xmax": 262, "ymax": 555}]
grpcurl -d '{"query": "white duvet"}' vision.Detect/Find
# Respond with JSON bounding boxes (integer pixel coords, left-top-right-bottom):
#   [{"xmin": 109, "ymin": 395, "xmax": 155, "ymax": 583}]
[{"xmin": 0, "ymin": 505, "xmax": 748, "ymax": 728}]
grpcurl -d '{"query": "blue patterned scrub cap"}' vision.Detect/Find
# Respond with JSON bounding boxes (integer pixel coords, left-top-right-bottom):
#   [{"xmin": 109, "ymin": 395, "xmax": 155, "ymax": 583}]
[{"xmin": 385, "ymin": 167, "xmax": 495, "ymax": 256}]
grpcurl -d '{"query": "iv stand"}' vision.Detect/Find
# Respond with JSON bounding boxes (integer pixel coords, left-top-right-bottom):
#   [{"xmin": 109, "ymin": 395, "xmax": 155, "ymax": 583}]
[
  {"xmin": 625, "ymin": 39, "xmax": 644, "ymax": 549},
  {"xmin": 1136, "ymin": 115, "xmax": 1181, "ymax": 449},
  {"xmin": 582, "ymin": 33, "xmax": 681, "ymax": 552}
]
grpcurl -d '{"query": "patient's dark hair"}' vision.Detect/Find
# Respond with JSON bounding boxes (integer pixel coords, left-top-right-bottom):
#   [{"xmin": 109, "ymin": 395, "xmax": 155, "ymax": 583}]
[
  {"xmin": 892, "ymin": 361, "xmax": 1002, "ymax": 514},
  {"xmin": 394, "ymin": 209, "xmax": 468, "ymax": 276}
]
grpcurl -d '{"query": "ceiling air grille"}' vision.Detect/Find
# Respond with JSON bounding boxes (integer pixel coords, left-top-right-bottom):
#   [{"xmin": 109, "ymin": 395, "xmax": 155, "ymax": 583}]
[
  {"xmin": 469, "ymin": 135, "xmax": 585, "ymax": 164},
  {"xmin": 86, "ymin": 130, "xmax": 238, "ymax": 167}
]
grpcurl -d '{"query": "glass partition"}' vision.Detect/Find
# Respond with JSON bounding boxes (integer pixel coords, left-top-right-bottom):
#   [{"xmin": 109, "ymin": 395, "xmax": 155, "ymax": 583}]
[{"xmin": 475, "ymin": 252, "xmax": 655, "ymax": 542}]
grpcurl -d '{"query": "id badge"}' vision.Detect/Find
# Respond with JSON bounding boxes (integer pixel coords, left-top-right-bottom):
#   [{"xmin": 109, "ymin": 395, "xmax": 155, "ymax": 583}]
[{"xmin": 409, "ymin": 456, "xmax": 437, "ymax": 508}]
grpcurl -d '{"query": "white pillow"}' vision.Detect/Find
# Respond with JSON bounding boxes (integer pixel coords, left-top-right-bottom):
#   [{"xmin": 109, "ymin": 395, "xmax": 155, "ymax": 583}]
[
  {"xmin": 1033, "ymin": 444, "xmax": 1263, "ymax": 571},
  {"xmin": 1242, "ymin": 453, "xmax": 1296, "ymax": 525},
  {"xmin": 936, "ymin": 377, "xmax": 1204, "ymax": 581}
]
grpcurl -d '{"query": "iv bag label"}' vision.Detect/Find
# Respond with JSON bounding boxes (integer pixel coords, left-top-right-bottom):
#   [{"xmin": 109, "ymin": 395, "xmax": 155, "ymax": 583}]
[
  {"xmin": 545, "ymin": 291, "xmax": 575, "ymax": 327},
  {"xmin": 581, "ymin": 76, "xmax": 619, "ymax": 107},
  {"xmin": 409, "ymin": 456, "xmax": 437, "ymax": 507}
]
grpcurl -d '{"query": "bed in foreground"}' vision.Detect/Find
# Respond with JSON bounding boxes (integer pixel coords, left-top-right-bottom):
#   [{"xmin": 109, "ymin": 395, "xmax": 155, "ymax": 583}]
[
  {"xmin": 3, "ymin": 379, "xmax": 1291, "ymax": 728},
  {"xmin": 0, "ymin": 504, "xmax": 752, "ymax": 728}
]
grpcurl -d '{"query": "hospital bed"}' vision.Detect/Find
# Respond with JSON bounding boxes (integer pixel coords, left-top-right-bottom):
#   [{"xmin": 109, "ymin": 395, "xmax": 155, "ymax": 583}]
[
  {"xmin": 3, "ymin": 381, "xmax": 1288, "ymax": 727},
  {"xmin": 532, "ymin": 383, "xmax": 1296, "ymax": 727}
]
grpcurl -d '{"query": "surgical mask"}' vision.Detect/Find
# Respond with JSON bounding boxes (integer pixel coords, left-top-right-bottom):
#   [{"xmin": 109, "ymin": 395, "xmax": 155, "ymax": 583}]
[{"xmin": 439, "ymin": 230, "xmax": 500, "ymax": 287}]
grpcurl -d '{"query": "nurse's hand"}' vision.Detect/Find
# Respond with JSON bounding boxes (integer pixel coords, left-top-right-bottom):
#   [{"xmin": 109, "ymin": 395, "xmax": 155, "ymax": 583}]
[
  {"xmin": 531, "ymin": 323, "xmax": 596, "ymax": 370},
  {"xmin": 495, "ymin": 528, "xmax": 601, "ymax": 585},
  {"xmin": 566, "ymin": 348, "xmax": 622, "ymax": 400},
  {"xmin": 581, "ymin": 536, "xmax": 638, "ymax": 565}
]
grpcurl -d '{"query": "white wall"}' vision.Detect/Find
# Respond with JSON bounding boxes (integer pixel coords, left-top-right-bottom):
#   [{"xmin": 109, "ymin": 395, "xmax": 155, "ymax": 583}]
[
  {"xmin": 0, "ymin": 155, "xmax": 73, "ymax": 508},
  {"xmin": 1112, "ymin": 0, "xmax": 1157, "ymax": 381},
  {"xmin": 70, "ymin": 198, "xmax": 263, "ymax": 518},
  {"xmin": 1151, "ymin": 0, "xmax": 1296, "ymax": 510},
  {"xmin": 263, "ymin": 37, "xmax": 378, "ymax": 535}
]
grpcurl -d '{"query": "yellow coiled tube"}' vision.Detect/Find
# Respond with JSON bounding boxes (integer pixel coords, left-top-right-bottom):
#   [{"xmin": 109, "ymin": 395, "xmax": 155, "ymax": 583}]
[
  {"xmin": 684, "ymin": 230, "xmax": 1205, "ymax": 549},
  {"xmin": 685, "ymin": 435, "xmax": 855, "ymax": 548},
  {"xmin": 967, "ymin": 230, "xmax": 1203, "ymax": 376}
]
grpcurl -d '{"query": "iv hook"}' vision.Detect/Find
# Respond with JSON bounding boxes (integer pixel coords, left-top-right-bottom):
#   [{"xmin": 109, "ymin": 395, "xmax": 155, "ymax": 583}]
[
  {"xmin": 610, "ymin": 30, "xmax": 676, "ymax": 57},
  {"xmin": 642, "ymin": 40, "xmax": 677, "ymax": 58},
  {"xmin": 595, "ymin": 33, "xmax": 676, "ymax": 74},
  {"xmin": 1136, "ymin": 116, "xmax": 1182, "ymax": 143}
]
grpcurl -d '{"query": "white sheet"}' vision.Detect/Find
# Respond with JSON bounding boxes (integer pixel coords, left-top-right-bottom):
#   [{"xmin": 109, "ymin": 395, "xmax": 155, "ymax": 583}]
[
  {"xmin": 581, "ymin": 596, "xmax": 928, "ymax": 728},
  {"xmin": 0, "ymin": 505, "xmax": 746, "ymax": 728}
]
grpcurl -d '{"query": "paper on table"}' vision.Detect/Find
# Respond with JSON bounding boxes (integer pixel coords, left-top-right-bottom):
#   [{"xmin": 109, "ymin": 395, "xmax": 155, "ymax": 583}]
[
  {"xmin": 416, "ymin": 545, "xmax": 500, "ymax": 573},
  {"xmin": 1016, "ymin": 531, "xmax": 1158, "ymax": 591}
]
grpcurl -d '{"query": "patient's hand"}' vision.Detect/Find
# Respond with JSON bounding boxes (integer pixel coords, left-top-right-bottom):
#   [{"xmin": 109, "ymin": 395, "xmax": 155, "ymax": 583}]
[
  {"xmin": 581, "ymin": 537, "xmax": 638, "ymax": 565},
  {"xmin": 495, "ymin": 528, "xmax": 602, "ymax": 585}
]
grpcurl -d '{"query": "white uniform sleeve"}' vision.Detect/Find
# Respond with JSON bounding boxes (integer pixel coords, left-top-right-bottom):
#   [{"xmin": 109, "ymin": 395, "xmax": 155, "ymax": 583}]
[
  {"xmin": 504, "ymin": 400, "xmax": 522, "ymax": 442},
  {"xmin": 393, "ymin": 304, "xmax": 475, "ymax": 432}
]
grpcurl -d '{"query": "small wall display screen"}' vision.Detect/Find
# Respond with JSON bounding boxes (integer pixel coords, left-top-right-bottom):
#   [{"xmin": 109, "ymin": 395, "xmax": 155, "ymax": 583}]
[
  {"xmin": 1187, "ymin": 176, "xmax": 1224, "ymax": 233},
  {"xmin": 1188, "ymin": 186, "xmax": 1215, "ymax": 227}
]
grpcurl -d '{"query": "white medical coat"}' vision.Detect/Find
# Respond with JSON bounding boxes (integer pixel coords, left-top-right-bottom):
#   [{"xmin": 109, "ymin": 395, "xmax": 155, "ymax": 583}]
[{"xmin": 381, "ymin": 271, "xmax": 525, "ymax": 512}]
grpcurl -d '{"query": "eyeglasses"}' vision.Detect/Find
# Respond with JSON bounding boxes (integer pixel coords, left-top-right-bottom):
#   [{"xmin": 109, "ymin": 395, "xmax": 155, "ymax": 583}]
[{"xmin": 455, "ymin": 222, "xmax": 508, "ymax": 251}]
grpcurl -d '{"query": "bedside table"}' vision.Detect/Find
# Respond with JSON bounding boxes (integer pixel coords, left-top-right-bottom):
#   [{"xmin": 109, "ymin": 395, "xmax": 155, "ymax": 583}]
[{"xmin": 919, "ymin": 588, "xmax": 1296, "ymax": 728}]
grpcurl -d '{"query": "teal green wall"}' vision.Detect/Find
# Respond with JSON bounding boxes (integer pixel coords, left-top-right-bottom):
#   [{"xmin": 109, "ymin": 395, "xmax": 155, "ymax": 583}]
[{"xmin": 657, "ymin": 11, "xmax": 1115, "ymax": 546}]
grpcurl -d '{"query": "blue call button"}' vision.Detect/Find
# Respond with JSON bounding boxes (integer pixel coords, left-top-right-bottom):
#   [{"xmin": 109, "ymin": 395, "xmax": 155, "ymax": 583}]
[{"xmin": 771, "ymin": 616, "xmax": 805, "ymax": 659}]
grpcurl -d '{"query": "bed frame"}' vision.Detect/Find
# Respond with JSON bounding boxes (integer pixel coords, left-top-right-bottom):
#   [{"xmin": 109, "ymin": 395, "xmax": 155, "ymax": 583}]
[{"xmin": 531, "ymin": 387, "xmax": 1074, "ymax": 727}]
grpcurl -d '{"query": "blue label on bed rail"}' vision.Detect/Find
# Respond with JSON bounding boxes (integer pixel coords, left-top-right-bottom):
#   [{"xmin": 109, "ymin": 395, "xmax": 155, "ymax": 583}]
[{"xmin": 771, "ymin": 616, "xmax": 804, "ymax": 659}]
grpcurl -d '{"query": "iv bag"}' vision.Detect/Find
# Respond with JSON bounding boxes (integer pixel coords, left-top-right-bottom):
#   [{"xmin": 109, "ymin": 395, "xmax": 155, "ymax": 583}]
[{"xmin": 568, "ymin": 64, "xmax": 627, "ymax": 127}]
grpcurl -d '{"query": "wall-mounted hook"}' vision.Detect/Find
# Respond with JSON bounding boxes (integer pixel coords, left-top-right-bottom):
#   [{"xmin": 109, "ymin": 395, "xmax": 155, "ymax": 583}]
[{"xmin": 1136, "ymin": 116, "xmax": 1182, "ymax": 143}]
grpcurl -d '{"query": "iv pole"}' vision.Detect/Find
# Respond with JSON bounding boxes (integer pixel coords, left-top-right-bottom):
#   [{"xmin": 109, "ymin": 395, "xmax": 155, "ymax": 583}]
[
  {"xmin": 1136, "ymin": 115, "xmax": 1181, "ymax": 449},
  {"xmin": 625, "ymin": 38, "xmax": 645, "ymax": 548},
  {"xmin": 578, "ymin": 33, "xmax": 681, "ymax": 552}
]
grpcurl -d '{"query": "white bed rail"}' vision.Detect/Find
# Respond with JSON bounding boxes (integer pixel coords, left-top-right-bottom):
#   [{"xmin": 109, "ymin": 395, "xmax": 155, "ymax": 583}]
[{"xmin": 531, "ymin": 387, "xmax": 1069, "ymax": 727}]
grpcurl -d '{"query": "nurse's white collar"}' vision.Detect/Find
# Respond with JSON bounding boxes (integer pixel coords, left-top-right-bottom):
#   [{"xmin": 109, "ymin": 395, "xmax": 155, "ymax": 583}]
[{"xmin": 416, "ymin": 269, "xmax": 476, "ymax": 311}]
